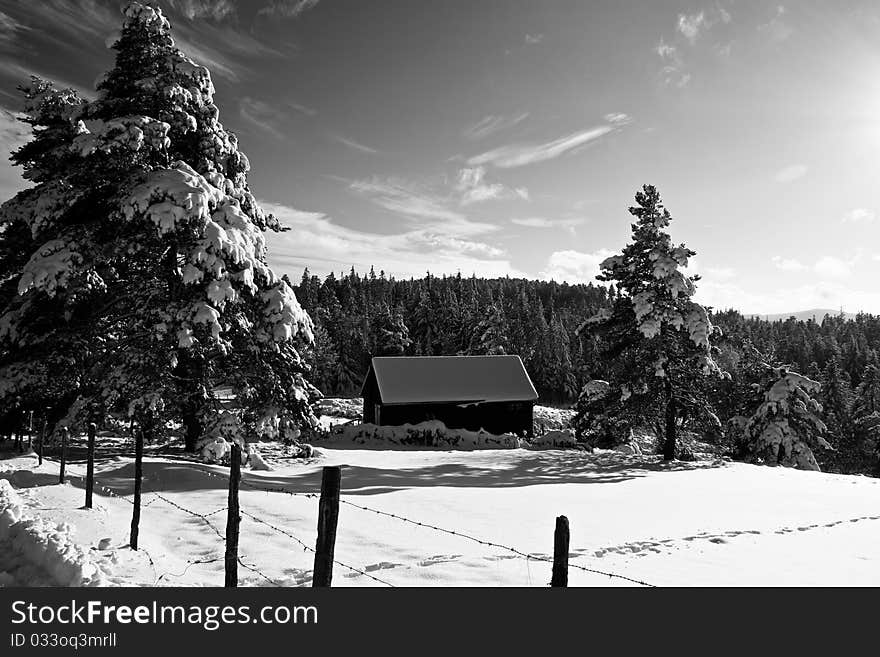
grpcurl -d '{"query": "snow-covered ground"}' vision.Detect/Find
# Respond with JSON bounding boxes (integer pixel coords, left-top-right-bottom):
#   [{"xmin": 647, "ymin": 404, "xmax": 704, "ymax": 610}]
[
  {"xmin": 533, "ymin": 405, "xmax": 575, "ymax": 431},
  {"xmin": 3, "ymin": 442, "xmax": 880, "ymax": 587}
]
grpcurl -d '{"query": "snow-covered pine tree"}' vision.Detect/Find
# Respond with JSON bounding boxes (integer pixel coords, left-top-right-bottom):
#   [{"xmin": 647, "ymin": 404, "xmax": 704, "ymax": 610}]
[
  {"xmin": 372, "ymin": 301, "xmax": 411, "ymax": 356},
  {"xmin": 0, "ymin": 3, "xmax": 317, "ymax": 448},
  {"xmin": 305, "ymin": 311, "xmax": 339, "ymax": 395},
  {"xmin": 438, "ymin": 287, "xmax": 463, "ymax": 354},
  {"xmin": 412, "ymin": 284, "xmax": 437, "ymax": 356},
  {"xmin": 467, "ymin": 293, "xmax": 509, "ymax": 356},
  {"xmin": 819, "ymin": 355, "xmax": 854, "ymax": 468},
  {"xmin": 523, "ymin": 295, "xmax": 550, "ymax": 391},
  {"xmin": 744, "ymin": 366, "xmax": 831, "ymax": 470},
  {"xmin": 0, "ymin": 79, "xmax": 90, "ymax": 428},
  {"xmin": 332, "ymin": 317, "xmax": 363, "ymax": 394},
  {"xmin": 574, "ymin": 185, "xmax": 724, "ymax": 459},
  {"xmin": 546, "ymin": 310, "xmax": 578, "ymax": 402}
]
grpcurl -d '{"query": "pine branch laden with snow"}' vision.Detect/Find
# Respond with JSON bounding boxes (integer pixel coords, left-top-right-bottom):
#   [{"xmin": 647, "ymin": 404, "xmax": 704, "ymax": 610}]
[
  {"xmin": 745, "ymin": 367, "xmax": 831, "ymax": 471},
  {"xmin": 0, "ymin": 2, "xmax": 317, "ymax": 442}
]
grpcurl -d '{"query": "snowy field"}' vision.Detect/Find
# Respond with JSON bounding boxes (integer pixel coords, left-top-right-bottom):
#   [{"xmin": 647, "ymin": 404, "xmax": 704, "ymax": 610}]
[{"xmin": 3, "ymin": 442, "xmax": 880, "ymax": 587}]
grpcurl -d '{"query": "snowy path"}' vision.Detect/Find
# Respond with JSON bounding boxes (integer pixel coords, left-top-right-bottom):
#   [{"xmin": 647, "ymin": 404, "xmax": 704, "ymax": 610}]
[{"xmin": 2, "ymin": 447, "xmax": 880, "ymax": 586}]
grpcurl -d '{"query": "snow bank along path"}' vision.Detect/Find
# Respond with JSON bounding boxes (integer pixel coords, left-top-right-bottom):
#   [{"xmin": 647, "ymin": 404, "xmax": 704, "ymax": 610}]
[
  {"xmin": 3, "ymin": 447, "xmax": 880, "ymax": 586},
  {"xmin": 0, "ymin": 478, "xmax": 106, "ymax": 586}
]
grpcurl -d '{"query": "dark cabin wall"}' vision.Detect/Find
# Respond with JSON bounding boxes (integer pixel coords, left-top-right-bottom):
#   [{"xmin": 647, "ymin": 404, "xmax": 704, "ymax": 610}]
[
  {"xmin": 362, "ymin": 368, "xmax": 379, "ymax": 424},
  {"xmin": 378, "ymin": 401, "xmax": 534, "ymax": 436}
]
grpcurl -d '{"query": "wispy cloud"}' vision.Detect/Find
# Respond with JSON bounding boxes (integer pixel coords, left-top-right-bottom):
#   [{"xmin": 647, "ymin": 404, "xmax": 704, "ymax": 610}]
[
  {"xmin": 655, "ymin": 38, "xmax": 690, "ymax": 88},
  {"xmin": 658, "ymin": 6, "xmax": 732, "ymax": 87},
  {"xmin": 0, "ymin": 10, "xmax": 30, "ymax": 48},
  {"xmin": 331, "ymin": 135, "xmax": 378, "ymax": 154},
  {"xmin": 511, "ymin": 217, "xmax": 585, "ymax": 235},
  {"xmin": 409, "ymin": 234, "xmax": 505, "ymax": 258},
  {"xmin": 676, "ymin": 7, "xmax": 730, "ymax": 44},
  {"xmin": 262, "ymin": 201, "xmax": 519, "ymax": 280},
  {"xmin": 463, "ymin": 113, "xmax": 529, "ymax": 140},
  {"xmin": 468, "ymin": 115, "xmax": 629, "ymax": 169},
  {"xmin": 257, "ymin": 0, "xmax": 320, "ymax": 19},
  {"xmin": 14, "ymin": 1, "xmax": 120, "ymax": 48},
  {"xmin": 773, "ymin": 253, "xmax": 860, "ymax": 279},
  {"xmin": 166, "ymin": 1, "xmax": 236, "ymax": 21},
  {"xmin": 455, "ymin": 166, "xmax": 528, "ymax": 205},
  {"xmin": 288, "ymin": 100, "xmax": 317, "ymax": 117},
  {"xmin": 524, "ymin": 33, "xmax": 543, "ymax": 45},
  {"xmin": 173, "ymin": 34, "xmax": 242, "ymax": 82},
  {"xmin": 772, "ymin": 256, "xmax": 807, "ymax": 271},
  {"xmin": 774, "ymin": 164, "xmax": 807, "ymax": 183},
  {"xmin": 677, "ymin": 12, "xmax": 708, "ymax": 43},
  {"xmin": 842, "ymin": 208, "xmax": 875, "ymax": 223},
  {"xmin": 603, "ymin": 112, "xmax": 630, "ymax": 124},
  {"xmin": 0, "ymin": 59, "xmax": 93, "ymax": 99},
  {"xmin": 349, "ymin": 176, "xmax": 498, "ymax": 237},
  {"xmin": 162, "ymin": 5, "xmax": 298, "ymax": 82},
  {"xmin": 239, "ymin": 96, "xmax": 287, "ymax": 138},
  {"xmin": 758, "ymin": 5, "xmax": 793, "ymax": 43}
]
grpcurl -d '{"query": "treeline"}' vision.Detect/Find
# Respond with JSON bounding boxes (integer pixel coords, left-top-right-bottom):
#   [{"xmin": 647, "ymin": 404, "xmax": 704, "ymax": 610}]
[
  {"xmin": 291, "ymin": 267, "xmax": 608, "ymax": 403},
  {"xmin": 710, "ymin": 310, "xmax": 880, "ymax": 474},
  {"xmin": 292, "ymin": 268, "xmax": 880, "ymax": 475}
]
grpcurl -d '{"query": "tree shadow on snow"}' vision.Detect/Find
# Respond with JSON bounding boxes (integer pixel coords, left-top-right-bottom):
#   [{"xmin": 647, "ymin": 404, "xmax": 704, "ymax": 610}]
[
  {"xmin": 326, "ymin": 452, "xmax": 725, "ymax": 496},
  {"xmin": 2, "ymin": 445, "xmax": 726, "ymax": 500},
  {"xmin": 73, "ymin": 450, "xmax": 724, "ymax": 498},
  {"xmin": 0, "ymin": 468, "xmax": 61, "ymax": 489}
]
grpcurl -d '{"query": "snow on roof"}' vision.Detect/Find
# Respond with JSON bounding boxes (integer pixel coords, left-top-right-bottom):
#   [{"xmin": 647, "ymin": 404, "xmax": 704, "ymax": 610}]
[{"xmin": 365, "ymin": 355, "xmax": 538, "ymax": 405}]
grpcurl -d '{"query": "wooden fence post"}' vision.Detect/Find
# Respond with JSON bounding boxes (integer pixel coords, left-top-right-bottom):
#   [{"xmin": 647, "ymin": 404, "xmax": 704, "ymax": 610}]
[
  {"xmin": 129, "ymin": 424, "xmax": 144, "ymax": 549},
  {"xmin": 312, "ymin": 466, "xmax": 342, "ymax": 587},
  {"xmin": 85, "ymin": 422, "xmax": 97, "ymax": 509},
  {"xmin": 38, "ymin": 417, "xmax": 46, "ymax": 467},
  {"xmin": 225, "ymin": 443, "xmax": 242, "ymax": 587},
  {"xmin": 59, "ymin": 427, "xmax": 68, "ymax": 484},
  {"xmin": 551, "ymin": 515, "xmax": 569, "ymax": 587}
]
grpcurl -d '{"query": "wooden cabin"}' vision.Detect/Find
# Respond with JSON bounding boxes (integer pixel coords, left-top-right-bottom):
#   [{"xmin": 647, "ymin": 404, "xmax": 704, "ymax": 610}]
[{"xmin": 361, "ymin": 355, "xmax": 538, "ymax": 436}]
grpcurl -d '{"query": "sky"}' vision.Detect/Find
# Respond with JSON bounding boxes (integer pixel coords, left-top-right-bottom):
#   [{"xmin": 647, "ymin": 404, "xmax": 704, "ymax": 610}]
[{"xmin": 1, "ymin": 0, "xmax": 880, "ymax": 314}]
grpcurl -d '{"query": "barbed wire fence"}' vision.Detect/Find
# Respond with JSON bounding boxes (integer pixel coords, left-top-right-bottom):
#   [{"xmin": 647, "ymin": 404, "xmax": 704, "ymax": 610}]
[{"xmin": 20, "ymin": 431, "xmax": 655, "ymax": 588}]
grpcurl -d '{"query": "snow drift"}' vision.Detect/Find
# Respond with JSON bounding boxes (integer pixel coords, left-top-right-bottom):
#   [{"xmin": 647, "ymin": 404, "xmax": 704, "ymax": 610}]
[{"xmin": 0, "ymin": 480, "xmax": 106, "ymax": 587}]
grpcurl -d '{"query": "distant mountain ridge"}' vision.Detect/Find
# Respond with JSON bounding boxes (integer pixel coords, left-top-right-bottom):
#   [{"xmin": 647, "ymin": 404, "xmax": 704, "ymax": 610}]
[{"xmin": 748, "ymin": 308, "xmax": 857, "ymax": 322}]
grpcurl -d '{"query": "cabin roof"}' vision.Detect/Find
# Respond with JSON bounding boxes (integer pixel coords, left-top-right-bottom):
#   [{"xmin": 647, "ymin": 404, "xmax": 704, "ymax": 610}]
[{"xmin": 363, "ymin": 355, "xmax": 539, "ymax": 405}]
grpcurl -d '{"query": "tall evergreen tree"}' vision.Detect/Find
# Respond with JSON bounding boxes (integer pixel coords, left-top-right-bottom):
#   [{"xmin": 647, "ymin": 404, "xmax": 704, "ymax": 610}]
[
  {"xmin": 819, "ymin": 356, "xmax": 854, "ymax": 467},
  {"xmin": 546, "ymin": 310, "xmax": 577, "ymax": 402},
  {"xmin": 574, "ymin": 185, "xmax": 723, "ymax": 459},
  {"xmin": 412, "ymin": 284, "xmax": 437, "ymax": 356},
  {"xmin": 0, "ymin": 3, "xmax": 317, "ymax": 447}
]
